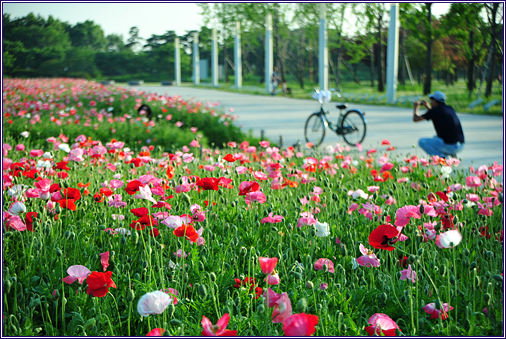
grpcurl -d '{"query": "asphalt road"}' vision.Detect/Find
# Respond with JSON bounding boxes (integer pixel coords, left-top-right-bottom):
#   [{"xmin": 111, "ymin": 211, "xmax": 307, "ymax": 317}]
[{"xmin": 130, "ymin": 85, "xmax": 504, "ymax": 169}]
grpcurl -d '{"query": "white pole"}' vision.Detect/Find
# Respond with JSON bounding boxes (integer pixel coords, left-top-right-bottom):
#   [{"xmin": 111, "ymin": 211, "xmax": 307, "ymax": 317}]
[
  {"xmin": 193, "ymin": 32, "xmax": 200, "ymax": 85},
  {"xmin": 212, "ymin": 28, "xmax": 218, "ymax": 87},
  {"xmin": 386, "ymin": 3, "xmax": 400, "ymax": 104},
  {"xmin": 174, "ymin": 37, "xmax": 181, "ymax": 86},
  {"xmin": 234, "ymin": 21, "xmax": 242, "ymax": 89},
  {"xmin": 319, "ymin": 3, "xmax": 328, "ymax": 91},
  {"xmin": 265, "ymin": 14, "xmax": 273, "ymax": 94}
]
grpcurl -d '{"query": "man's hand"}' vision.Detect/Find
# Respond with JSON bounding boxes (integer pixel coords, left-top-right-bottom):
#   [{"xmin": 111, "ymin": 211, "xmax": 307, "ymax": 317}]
[
  {"xmin": 413, "ymin": 101, "xmax": 424, "ymax": 122},
  {"xmin": 420, "ymin": 100, "xmax": 431, "ymax": 109}
]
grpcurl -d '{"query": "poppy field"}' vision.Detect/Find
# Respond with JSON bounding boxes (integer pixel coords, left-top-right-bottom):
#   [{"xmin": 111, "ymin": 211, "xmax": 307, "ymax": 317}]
[{"xmin": 2, "ymin": 78, "xmax": 505, "ymax": 337}]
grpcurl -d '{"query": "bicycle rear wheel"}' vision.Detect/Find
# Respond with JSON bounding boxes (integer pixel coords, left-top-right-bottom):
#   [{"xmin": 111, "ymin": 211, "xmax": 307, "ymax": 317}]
[
  {"xmin": 304, "ymin": 113, "xmax": 326, "ymax": 148},
  {"xmin": 341, "ymin": 110, "xmax": 366, "ymax": 146}
]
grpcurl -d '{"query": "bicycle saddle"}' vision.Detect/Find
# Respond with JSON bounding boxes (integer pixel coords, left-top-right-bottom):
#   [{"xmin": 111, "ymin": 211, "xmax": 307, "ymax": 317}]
[{"xmin": 336, "ymin": 104, "xmax": 347, "ymax": 110}]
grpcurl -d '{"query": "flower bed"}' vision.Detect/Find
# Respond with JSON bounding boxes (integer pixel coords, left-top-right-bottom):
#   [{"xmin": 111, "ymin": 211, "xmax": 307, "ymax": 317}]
[{"xmin": 2, "ymin": 79, "xmax": 504, "ymax": 337}]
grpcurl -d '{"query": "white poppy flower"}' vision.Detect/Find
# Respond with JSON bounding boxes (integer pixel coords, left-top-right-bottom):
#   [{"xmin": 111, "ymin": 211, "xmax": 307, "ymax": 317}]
[
  {"xmin": 137, "ymin": 291, "xmax": 172, "ymax": 317},
  {"xmin": 314, "ymin": 221, "xmax": 330, "ymax": 237}
]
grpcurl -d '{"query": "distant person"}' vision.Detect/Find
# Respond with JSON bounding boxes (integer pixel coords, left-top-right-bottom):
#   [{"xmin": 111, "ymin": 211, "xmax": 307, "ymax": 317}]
[
  {"xmin": 271, "ymin": 67, "xmax": 281, "ymax": 96},
  {"xmin": 138, "ymin": 104, "xmax": 152, "ymax": 119},
  {"xmin": 413, "ymin": 91, "xmax": 465, "ymax": 159},
  {"xmin": 282, "ymin": 81, "xmax": 292, "ymax": 95}
]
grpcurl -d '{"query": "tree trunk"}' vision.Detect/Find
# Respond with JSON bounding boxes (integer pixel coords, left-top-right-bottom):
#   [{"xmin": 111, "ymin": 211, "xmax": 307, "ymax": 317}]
[
  {"xmin": 377, "ymin": 17, "xmax": 384, "ymax": 92},
  {"xmin": 485, "ymin": 3, "xmax": 498, "ymax": 98},
  {"xmin": 467, "ymin": 30, "xmax": 475, "ymax": 93},
  {"xmin": 224, "ymin": 42, "xmax": 229, "ymax": 82},
  {"xmin": 423, "ymin": 3, "xmax": 432, "ymax": 95},
  {"xmin": 399, "ymin": 27, "xmax": 406, "ymax": 85},
  {"xmin": 337, "ymin": 32, "xmax": 342, "ymax": 88},
  {"xmin": 370, "ymin": 47, "xmax": 375, "ymax": 88},
  {"xmin": 273, "ymin": 5, "xmax": 286, "ymax": 83}
]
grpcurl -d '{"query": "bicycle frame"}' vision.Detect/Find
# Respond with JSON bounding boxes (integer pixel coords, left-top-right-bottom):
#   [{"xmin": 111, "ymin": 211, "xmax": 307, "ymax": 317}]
[{"xmin": 313, "ymin": 105, "xmax": 366, "ymax": 136}]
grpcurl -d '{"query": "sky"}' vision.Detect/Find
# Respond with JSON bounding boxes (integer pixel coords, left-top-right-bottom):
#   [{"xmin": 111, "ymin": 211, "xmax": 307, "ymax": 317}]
[{"xmin": 3, "ymin": 2, "xmax": 452, "ymax": 41}]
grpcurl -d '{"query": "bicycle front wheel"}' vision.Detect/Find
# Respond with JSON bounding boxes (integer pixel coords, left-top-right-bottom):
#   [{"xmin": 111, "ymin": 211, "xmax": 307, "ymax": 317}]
[
  {"xmin": 304, "ymin": 113, "xmax": 326, "ymax": 148},
  {"xmin": 341, "ymin": 110, "xmax": 366, "ymax": 146}
]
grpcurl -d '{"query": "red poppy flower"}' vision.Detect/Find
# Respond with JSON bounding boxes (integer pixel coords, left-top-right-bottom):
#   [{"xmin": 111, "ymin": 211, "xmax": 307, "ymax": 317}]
[
  {"xmin": 435, "ymin": 191, "xmax": 448, "ymax": 202},
  {"xmin": 149, "ymin": 228, "xmax": 160, "ymax": 237},
  {"xmin": 166, "ymin": 165, "xmax": 175, "ymax": 179},
  {"xmin": 25, "ymin": 212, "xmax": 38, "ymax": 232},
  {"xmin": 479, "ymin": 226, "xmax": 491, "ymax": 239},
  {"xmin": 93, "ymin": 193, "xmax": 103, "ymax": 203},
  {"xmin": 130, "ymin": 215, "xmax": 157, "ymax": 231},
  {"xmin": 129, "ymin": 158, "xmax": 143, "ymax": 167},
  {"xmin": 55, "ymin": 161, "xmax": 71, "ymax": 170},
  {"xmin": 223, "ymin": 154, "xmax": 236, "ymax": 162},
  {"xmin": 131, "ymin": 207, "xmax": 149, "ymax": 217},
  {"xmin": 86, "ymin": 271, "xmax": 117, "ymax": 297},
  {"xmin": 427, "ymin": 192, "xmax": 437, "ymax": 203},
  {"xmin": 368, "ymin": 223, "xmax": 400, "ymax": 251},
  {"xmin": 56, "ymin": 171, "xmax": 69, "ymax": 179},
  {"xmin": 440, "ymin": 214, "xmax": 454, "ymax": 230},
  {"xmin": 22, "ymin": 169, "xmax": 39, "ymax": 179},
  {"xmin": 238, "ymin": 181, "xmax": 260, "ymax": 196},
  {"xmin": 49, "ymin": 183, "xmax": 61, "ymax": 193},
  {"xmin": 99, "ymin": 188, "xmax": 114, "ymax": 197},
  {"xmin": 58, "ymin": 198, "xmax": 76, "ymax": 211},
  {"xmin": 196, "ymin": 177, "xmax": 219, "ymax": 191},
  {"xmin": 78, "ymin": 182, "xmax": 91, "ymax": 188},
  {"xmin": 173, "ymin": 224, "xmax": 199, "ymax": 242},
  {"xmin": 125, "ymin": 180, "xmax": 143, "ymax": 195},
  {"xmin": 63, "ymin": 187, "xmax": 81, "ymax": 201},
  {"xmin": 397, "ymin": 255, "xmax": 408, "ymax": 268}
]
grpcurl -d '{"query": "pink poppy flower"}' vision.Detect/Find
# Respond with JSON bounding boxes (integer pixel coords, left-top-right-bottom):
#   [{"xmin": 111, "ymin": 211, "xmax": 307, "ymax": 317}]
[
  {"xmin": 110, "ymin": 179, "xmax": 124, "ymax": 189},
  {"xmin": 423, "ymin": 302, "xmax": 453, "ymax": 320},
  {"xmin": 356, "ymin": 244, "xmax": 380, "ymax": 268},
  {"xmin": 314, "ymin": 258, "xmax": 335, "ymax": 273},
  {"xmin": 259, "ymin": 257, "xmax": 278, "ymax": 275},
  {"xmin": 137, "ymin": 291, "xmax": 173, "ymax": 316},
  {"xmin": 297, "ymin": 213, "xmax": 317, "ymax": 227},
  {"xmin": 466, "ymin": 193, "xmax": 480, "ymax": 202},
  {"xmin": 261, "ymin": 212, "xmax": 284, "ymax": 224},
  {"xmin": 272, "ymin": 292, "xmax": 292, "ymax": 323},
  {"xmin": 201, "ymin": 313, "xmax": 237, "ymax": 336},
  {"xmin": 253, "ymin": 171, "xmax": 268, "ymax": 181},
  {"xmin": 146, "ymin": 328, "xmax": 165, "ymax": 336},
  {"xmin": 29, "ymin": 149, "xmax": 44, "ymax": 157},
  {"xmin": 266, "ymin": 271, "xmax": 281, "ymax": 285},
  {"xmin": 400, "ymin": 264, "xmax": 418, "ymax": 283},
  {"xmin": 4, "ymin": 215, "xmax": 26, "ymax": 231},
  {"xmin": 61, "ymin": 265, "xmax": 91, "ymax": 284},
  {"xmin": 245, "ymin": 191, "xmax": 266, "ymax": 205},
  {"xmin": 161, "ymin": 215, "xmax": 183, "ymax": 229},
  {"xmin": 99, "ymin": 252, "xmax": 110, "ymax": 271},
  {"xmin": 69, "ymin": 148, "xmax": 85, "ymax": 162},
  {"xmin": 380, "ymin": 162, "xmax": 394, "ymax": 173},
  {"xmin": 133, "ymin": 185, "xmax": 157, "ymax": 204},
  {"xmin": 160, "ymin": 288, "xmax": 179, "ymax": 305},
  {"xmin": 190, "ymin": 139, "xmax": 200, "ymax": 147},
  {"xmin": 235, "ymin": 166, "xmax": 248, "ymax": 174},
  {"xmin": 394, "ymin": 205, "xmax": 421, "ymax": 227},
  {"xmin": 108, "ymin": 194, "xmax": 127, "ymax": 208},
  {"xmin": 367, "ymin": 186, "xmax": 380, "ymax": 193},
  {"xmin": 15, "ymin": 144, "xmax": 25, "ymax": 151},
  {"xmin": 259, "ymin": 141, "xmax": 270, "ymax": 147},
  {"xmin": 436, "ymin": 230, "xmax": 462, "ymax": 249},
  {"xmin": 264, "ymin": 288, "xmax": 281, "ymax": 307},
  {"xmin": 365, "ymin": 313, "xmax": 401, "ymax": 336},
  {"xmin": 282, "ymin": 313, "xmax": 319, "ymax": 336},
  {"xmin": 465, "ymin": 176, "xmax": 482, "ymax": 187}
]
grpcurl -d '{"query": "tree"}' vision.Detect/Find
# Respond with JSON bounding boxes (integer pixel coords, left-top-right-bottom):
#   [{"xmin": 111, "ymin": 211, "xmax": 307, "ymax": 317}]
[
  {"xmin": 125, "ymin": 26, "xmax": 143, "ymax": 52},
  {"xmin": 65, "ymin": 20, "xmax": 106, "ymax": 51},
  {"xmin": 484, "ymin": 3, "xmax": 502, "ymax": 97}
]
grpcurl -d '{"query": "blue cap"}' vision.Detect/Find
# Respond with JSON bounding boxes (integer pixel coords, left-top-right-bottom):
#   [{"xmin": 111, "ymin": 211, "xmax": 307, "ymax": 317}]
[{"xmin": 429, "ymin": 91, "xmax": 446, "ymax": 103}]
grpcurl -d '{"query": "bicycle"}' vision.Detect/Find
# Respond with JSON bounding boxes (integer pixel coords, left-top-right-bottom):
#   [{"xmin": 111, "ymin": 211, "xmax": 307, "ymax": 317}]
[{"xmin": 304, "ymin": 89, "xmax": 367, "ymax": 147}]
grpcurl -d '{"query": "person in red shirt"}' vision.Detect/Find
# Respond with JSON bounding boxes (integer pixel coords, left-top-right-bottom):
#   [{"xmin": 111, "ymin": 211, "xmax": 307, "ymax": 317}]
[{"xmin": 413, "ymin": 91, "xmax": 465, "ymax": 158}]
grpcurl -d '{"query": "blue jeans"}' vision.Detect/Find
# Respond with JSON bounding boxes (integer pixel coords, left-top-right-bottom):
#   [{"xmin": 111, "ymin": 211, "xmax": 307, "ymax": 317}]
[{"xmin": 418, "ymin": 136, "xmax": 464, "ymax": 158}]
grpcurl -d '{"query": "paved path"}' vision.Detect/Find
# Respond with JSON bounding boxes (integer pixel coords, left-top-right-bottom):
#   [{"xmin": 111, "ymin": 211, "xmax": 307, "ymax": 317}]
[{"xmin": 130, "ymin": 85, "xmax": 504, "ymax": 169}]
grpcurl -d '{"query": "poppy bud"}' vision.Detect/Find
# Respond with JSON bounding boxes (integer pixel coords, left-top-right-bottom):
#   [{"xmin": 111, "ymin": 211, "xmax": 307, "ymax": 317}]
[
  {"xmin": 463, "ymin": 248, "xmax": 470, "ymax": 256},
  {"xmin": 209, "ymin": 272, "xmax": 216, "ymax": 282},
  {"xmin": 379, "ymin": 292, "xmax": 388, "ymax": 303},
  {"xmin": 167, "ymin": 303, "xmax": 175, "ymax": 317},
  {"xmin": 419, "ymin": 204, "xmax": 425, "ymax": 214},
  {"xmin": 306, "ymin": 281, "xmax": 314, "ymax": 289},
  {"xmin": 293, "ymin": 272, "xmax": 302, "ymax": 280},
  {"xmin": 395, "ymin": 328, "xmax": 402, "ymax": 336},
  {"xmin": 450, "ymin": 275, "xmax": 456, "ymax": 285},
  {"xmin": 43, "ymin": 227, "xmax": 51, "ymax": 236},
  {"xmin": 222, "ymin": 305, "xmax": 231, "ymax": 316},
  {"xmin": 417, "ymin": 248, "xmax": 424, "ymax": 256},
  {"xmin": 485, "ymin": 251, "xmax": 493, "ymax": 259},
  {"xmin": 462, "ymin": 259, "xmax": 469, "ymax": 268},
  {"xmin": 127, "ymin": 289, "xmax": 135, "ymax": 301},
  {"xmin": 132, "ymin": 232, "xmax": 139, "ymax": 245},
  {"xmin": 169, "ymin": 319, "xmax": 182, "ymax": 326},
  {"xmin": 182, "ymin": 193, "xmax": 191, "ymax": 205},
  {"xmin": 322, "ymin": 264, "xmax": 328, "ymax": 272},
  {"xmin": 83, "ymin": 318, "xmax": 96, "ymax": 331},
  {"xmin": 4, "ymin": 280, "xmax": 11, "ymax": 294},
  {"xmin": 198, "ymin": 284, "xmax": 207, "ymax": 298},
  {"xmin": 257, "ymin": 303, "xmax": 265, "ymax": 314},
  {"xmin": 483, "ymin": 293, "xmax": 491, "ymax": 304},
  {"xmin": 499, "ymin": 193, "xmax": 503, "ymax": 203},
  {"xmin": 316, "ymin": 303, "xmax": 322, "ymax": 310},
  {"xmin": 439, "ymin": 264, "xmax": 446, "ymax": 276},
  {"xmin": 56, "ymin": 247, "xmax": 62, "ymax": 257},
  {"xmin": 55, "ymin": 205, "xmax": 62, "ymax": 214},
  {"xmin": 408, "ymin": 255, "xmax": 416, "ymax": 264},
  {"xmin": 296, "ymin": 298, "xmax": 308, "ymax": 313},
  {"xmin": 478, "ymin": 240, "xmax": 483, "ymax": 247},
  {"xmin": 340, "ymin": 244, "xmax": 347, "ymax": 256},
  {"xmin": 493, "ymin": 274, "xmax": 503, "ymax": 282}
]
